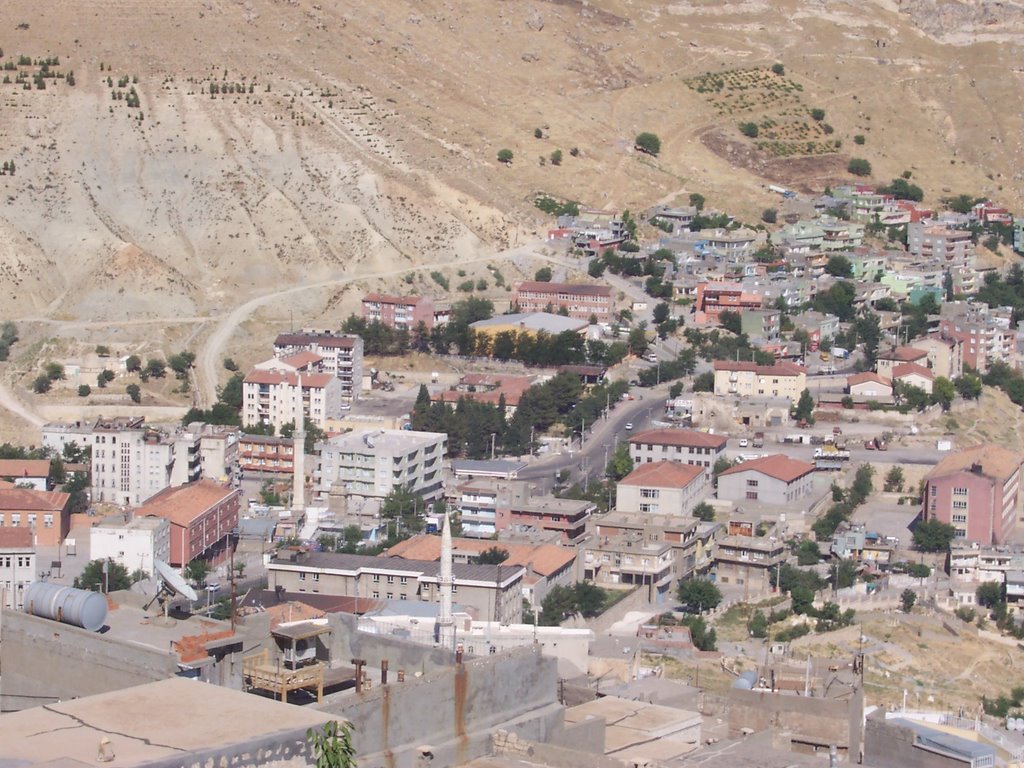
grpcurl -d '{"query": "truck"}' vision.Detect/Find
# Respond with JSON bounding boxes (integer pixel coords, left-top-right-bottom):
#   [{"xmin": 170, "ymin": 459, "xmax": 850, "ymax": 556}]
[
  {"xmin": 832, "ymin": 347, "xmax": 849, "ymax": 359},
  {"xmin": 814, "ymin": 447, "xmax": 851, "ymax": 460},
  {"xmin": 752, "ymin": 432, "xmax": 765, "ymax": 448},
  {"xmin": 864, "ymin": 437, "xmax": 888, "ymax": 451}
]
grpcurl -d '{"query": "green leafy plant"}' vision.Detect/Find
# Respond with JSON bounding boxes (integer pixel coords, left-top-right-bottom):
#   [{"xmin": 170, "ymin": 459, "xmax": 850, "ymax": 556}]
[{"xmin": 307, "ymin": 720, "xmax": 356, "ymax": 768}]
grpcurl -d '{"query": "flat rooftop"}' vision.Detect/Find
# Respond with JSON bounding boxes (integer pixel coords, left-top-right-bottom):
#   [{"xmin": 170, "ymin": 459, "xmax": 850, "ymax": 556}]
[{"xmin": 0, "ymin": 677, "xmax": 331, "ymax": 765}]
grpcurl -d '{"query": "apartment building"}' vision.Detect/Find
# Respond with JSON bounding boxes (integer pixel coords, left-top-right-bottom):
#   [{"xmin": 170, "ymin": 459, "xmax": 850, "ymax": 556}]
[
  {"xmin": 238, "ymin": 434, "xmax": 296, "ymax": 475},
  {"xmin": 316, "ymin": 429, "xmax": 447, "ymax": 502},
  {"xmin": 90, "ymin": 514, "xmax": 171, "ymax": 577},
  {"xmin": 939, "ymin": 301, "xmax": 1015, "ymax": 374},
  {"xmin": 91, "ymin": 418, "xmax": 176, "ymax": 506},
  {"xmin": 0, "ymin": 488, "xmax": 71, "ymax": 547},
  {"xmin": 875, "ymin": 346, "xmax": 929, "ymax": 380},
  {"xmin": 627, "ymin": 429, "xmax": 727, "ymax": 479},
  {"xmin": 907, "ymin": 222, "xmax": 974, "ymax": 267},
  {"xmin": 361, "ymin": 293, "xmax": 436, "ymax": 330},
  {"xmin": 512, "ymin": 281, "xmax": 613, "ymax": 323},
  {"xmin": 582, "ymin": 533, "xmax": 675, "ymax": 597},
  {"xmin": 241, "ymin": 370, "xmax": 342, "ymax": 431},
  {"xmin": 137, "ymin": 480, "xmax": 241, "ymax": 566},
  {"xmin": 922, "ymin": 444, "xmax": 1024, "ymax": 545},
  {"xmin": 0, "ymin": 528, "xmax": 35, "ymax": 610},
  {"xmin": 712, "ymin": 361, "xmax": 807, "ymax": 403},
  {"xmin": 590, "ymin": 511, "xmax": 715, "ymax": 583},
  {"xmin": 717, "ymin": 455, "xmax": 816, "ymax": 505},
  {"xmin": 912, "ymin": 334, "xmax": 963, "ymax": 380},
  {"xmin": 713, "ymin": 534, "xmax": 787, "ymax": 600},
  {"xmin": 267, "ymin": 550, "xmax": 524, "ymax": 624},
  {"xmin": 616, "ymin": 461, "xmax": 708, "ymax": 518},
  {"xmin": 693, "ymin": 282, "xmax": 763, "ymax": 325},
  {"xmin": 272, "ymin": 332, "xmax": 364, "ymax": 402}
]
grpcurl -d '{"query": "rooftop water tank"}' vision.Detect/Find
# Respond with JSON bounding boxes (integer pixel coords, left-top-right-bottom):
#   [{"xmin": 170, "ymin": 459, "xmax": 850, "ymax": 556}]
[
  {"xmin": 732, "ymin": 670, "xmax": 758, "ymax": 690},
  {"xmin": 22, "ymin": 581, "xmax": 108, "ymax": 632}
]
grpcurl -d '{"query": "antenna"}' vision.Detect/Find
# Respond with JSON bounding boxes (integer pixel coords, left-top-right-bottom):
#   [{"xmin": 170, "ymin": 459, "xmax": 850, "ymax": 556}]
[{"xmin": 145, "ymin": 560, "xmax": 198, "ymax": 625}]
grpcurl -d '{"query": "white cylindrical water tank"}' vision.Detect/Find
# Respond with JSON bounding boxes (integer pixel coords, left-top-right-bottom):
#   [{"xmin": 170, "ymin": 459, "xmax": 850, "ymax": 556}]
[{"xmin": 22, "ymin": 581, "xmax": 108, "ymax": 632}]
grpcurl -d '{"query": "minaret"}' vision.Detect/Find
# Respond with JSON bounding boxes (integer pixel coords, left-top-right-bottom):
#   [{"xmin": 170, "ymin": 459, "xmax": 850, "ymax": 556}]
[
  {"xmin": 437, "ymin": 509, "xmax": 454, "ymax": 647},
  {"xmin": 292, "ymin": 374, "xmax": 305, "ymax": 512}
]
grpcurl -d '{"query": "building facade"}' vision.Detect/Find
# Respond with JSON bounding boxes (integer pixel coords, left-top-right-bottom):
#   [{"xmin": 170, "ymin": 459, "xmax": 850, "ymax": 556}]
[
  {"xmin": 272, "ymin": 332, "xmax": 364, "ymax": 402},
  {"xmin": 627, "ymin": 429, "xmax": 728, "ymax": 478},
  {"xmin": 0, "ymin": 489, "xmax": 71, "ymax": 547},
  {"xmin": 267, "ymin": 551, "xmax": 524, "ymax": 624},
  {"xmin": 922, "ymin": 445, "xmax": 1024, "ymax": 545},
  {"xmin": 361, "ymin": 293, "xmax": 436, "ymax": 330},
  {"xmin": 717, "ymin": 455, "xmax": 816, "ymax": 505},
  {"xmin": 238, "ymin": 434, "xmax": 297, "ymax": 475},
  {"xmin": 316, "ymin": 429, "xmax": 447, "ymax": 502},
  {"xmin": 712, "ymin": 361, "xmax": 807, "ymax": 402},
  {"xmin": 0, "ymin": 528, "xmax": 35, "ymax": 610},
  {"xmin": 512, "ymin": 281, "xmax": 613, "ymax": 322},
  {"xmin": 90, "ymin": 515, "xmax": 171, "ymax": 577},
  {"xmin": 616, "ymin": 461, "xmax": 708, "ymax": 518},
  {"xmin": 136, "ymin": 480, "xmax": 241, "ymax": 566},
  {"xmin": 713, "ymin": 534, "xmax": 787, "ymax": 600},
  {"xmin": 242, "ymin": 370, "xmax": 342, "ymax": 431}
]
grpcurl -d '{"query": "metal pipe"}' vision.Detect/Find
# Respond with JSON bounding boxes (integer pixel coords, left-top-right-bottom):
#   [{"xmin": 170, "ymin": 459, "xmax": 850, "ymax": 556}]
[{"xmin": 381, "ymin": 659, "xmax": 389, "ymax": 685}]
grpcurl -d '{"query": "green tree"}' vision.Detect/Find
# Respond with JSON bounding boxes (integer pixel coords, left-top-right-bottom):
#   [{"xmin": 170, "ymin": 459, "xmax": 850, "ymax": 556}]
[
  {"xmin": 810, "ymin": 108, "xmax": 826, "ymax": 121},
  {"xmin": 126, "ymin": 383, "xmax": 141, "ymax": 403},
  {"xmin": 955, "ymin": 374, "xmax": 982, "ymax": 400},
  {"xmin": 976, "ymin": 581, "xmax": 1005, "ymax": 610},
  {"xmin": 749, "ymin": 609, "xmax": 769, "ymax": 638},
  {"xmin": 693, "ymin": 371, "xmax": 714, "ymax": 392},
  {"xmin": 848, "ymin": 158, "xmax": 872, "ymax": 176},
  {"xmin": 797, "ymin": 540, "xmax": 821, "ymax": 566},
  {"xmin": 125, "ymin": 354, "xmax": 142, "ymax": 372},
  {"xmin": 534, "ymin": 127, "xmax": 543, "ymax": 139},
  {"xmin": 145, "ymin": 358, "xmax": 167, "ymax": 378},
  {"xmin": 761, "ymin": 208, "xmax": 777, "ymax": 224},
  {"xmin": 738, "ymin": 121, "xmax": 759, "ymax": 138},
  {"xmin": 825, "ymin": 255, "xmax": 853, "ymax": 278},
  {"xmin": 900, "ymin": 589, "xmax": 917, "ymax": 613},
  {"xmin": 913, "ymin": 519, "xmax": 956, "ymax": 552},
  {"xmin": 719, "ymin": 310, "xmax": 742, "ymax": 335},
  {"xmin": 33, "ymin": 374, "xmax": 52, "ymax": 394},
  {"xmin": 497, "ymin": 148, "xmax": 513, "ymax": 164},
  {"xmin": 540, "ymin": 584, "xmax": 578, "ymax": 625},
  {"xmin": 692, "ymin": 501, "xmax": 715, "ymax": 522},
  {"xmin": 771, "ymin": 63, "xmax": 785, "ymax": 75},
  {"xmin": 534, "ymin": 266, "xmax": 553, "ymax": 282},
  {"xmin": 606, "ymin": 443, "xmax": 634, "ymax": 481},
  {"xmin": 677, "ymin": 578, "xmax": 722, "ymax": 613},
  {"xmin": 793, "ymin": 388, "xmax": 815, "ymax": 423},
  {"xmin": 853, "ymin": 134, "xmax": 865, "ymax": 145},
  {"xmin": 74, "ymin": 558, "xmax": 131, "ymax": 592},
  {"xmin": 77, "ymin": 384, "xmax": 91, "ymax": 397},
  {"xmin": 95, "ymin": 345, "xmax": 111, "ymax": 356},
  {"xmin": 307, "ymin": 720, "xmax": 356, "ymax": 768},
  {"xmin": 45, "ymin": 361, "xmax": 65, "ymax": 381},
  {"xmin": 688, "ymin": 193, "xmax": 705, "ymax": 211},
  {"xmin": 932, "ymin": 376, "xmax": 955, "ymax": 411},
  {"xmin": 184, "ymin": 559, "xmax": 211, "ymax": 588},
  {"xmin": 681, "ymin": 615, "xmax": 717, "ymax": 651},
  {"xmin": 550, "ymin": 149, "xmax": 563, "ymax": 166},
  {"xmin": 635, "ymin": 132, "xmax": 661, "ymax": 156},
  {"xmin": 223, "ymin": 357, "xmax": 239, "ymax": 372},
  {"xmin": 883, "ymin": 466, "xmax": 904, "ymax": 493},
  {"xmin": 475, "ymin": 546, "xmax": 510, "ymax": 565},
  {"xmin": 380, "ymin": 485, "xmax": 427, "ymax": 536}
]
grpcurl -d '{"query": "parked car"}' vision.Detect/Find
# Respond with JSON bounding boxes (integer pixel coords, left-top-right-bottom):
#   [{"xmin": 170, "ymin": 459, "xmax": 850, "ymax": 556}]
[
  {"xmin": 624, "ymin": 422, "xmax": 634, "ymax": 431},
  {"xmin": 738, "ymin": 438, "xmax": 749, "ymax": 448}
]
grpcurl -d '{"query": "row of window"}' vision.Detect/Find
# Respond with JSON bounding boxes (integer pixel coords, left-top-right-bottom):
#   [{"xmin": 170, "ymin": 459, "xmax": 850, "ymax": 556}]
[
  {"xmin": 0, "ymin": 514, "xmax": 54, "ymax": 527},
  {"xmin": 0, "ymin": 557, "xmax": 32, "ymax": 567}
]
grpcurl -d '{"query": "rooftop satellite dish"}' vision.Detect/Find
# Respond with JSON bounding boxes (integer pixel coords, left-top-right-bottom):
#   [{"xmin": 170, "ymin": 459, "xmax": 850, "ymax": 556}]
[{"xmin": 144, "ymin": 560, "xmax": 198, "ymax": 624}]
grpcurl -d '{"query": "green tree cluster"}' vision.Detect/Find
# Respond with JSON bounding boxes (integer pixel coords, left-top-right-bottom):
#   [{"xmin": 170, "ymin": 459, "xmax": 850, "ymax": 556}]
[{"xmin": 540, "ymin": 582, "xmax": 609, "ymax": 624}]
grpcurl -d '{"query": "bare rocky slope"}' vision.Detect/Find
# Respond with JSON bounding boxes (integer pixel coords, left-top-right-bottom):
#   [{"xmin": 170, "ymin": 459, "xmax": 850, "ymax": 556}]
[{"xmin": 0, "ymin": 0, "xmax": 1020, "ymax": 322}]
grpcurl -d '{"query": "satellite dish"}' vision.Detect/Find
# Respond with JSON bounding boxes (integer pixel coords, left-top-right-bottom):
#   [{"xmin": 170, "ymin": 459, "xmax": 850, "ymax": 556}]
[
  {"xmin": 144, "ymin": 560, "xmax": 198, "ymax": 624},
  {"xmin": 155, "ymin": 560, "xmax": 199, "ymax": 601}
]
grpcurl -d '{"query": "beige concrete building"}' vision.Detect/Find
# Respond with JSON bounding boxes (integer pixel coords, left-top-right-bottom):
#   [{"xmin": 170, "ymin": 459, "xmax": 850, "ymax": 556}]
[
  {"xmin": 242, "ymin": 369, "xmax": 342, "ymax": 431},
  {"xmin": 713, "ymin": 534, "xmax": 787, "ymax": 599},
  {"xmin": 912, "ymin": 334, "xmax": 963, "ymax": 380},
  {"xmin": 616, "ymin": 461, "xmax": 708, "ymax": 518},
  {"xmin": 712, "ymin": 361, "xmax": 806, "ymax": 403},
  {"xmin": 273, "ymin": 331, "xmax": 364, "ymax": 402},
  {"xmin": 316, "ymin": 429, "xmax": 447, "ymax": 502},
  {"xmin": 891, "ymin": 362, "xmax": 934, "ymax": 394},
  {"xmin": 0, "ymin": 528, "xmax": 35, "ymax": 610},
  {"xmin": 875, "ymin": 345, "xmax": 929, "ymax": 380},
  {"xmin": 268, "ymin": 550, "xmax": 524, "ymax": 624},
  {"xmin": 627, "ymin": 429, "xmax": 728, "ymax": 478},
  {"xmin": 89, "ymin": 514, "xmax": 171, "ymax": 578},
  {"xmin": 717, "ymin": 455, "xmax": 816, "ymax": 505}
]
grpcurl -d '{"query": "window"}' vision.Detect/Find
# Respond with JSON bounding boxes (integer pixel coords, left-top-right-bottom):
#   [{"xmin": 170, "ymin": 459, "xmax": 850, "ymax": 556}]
[
  {"xmin": 746, "ymin": 491, "xmax": 758, "ymax": 500},
  {"xmin": 953, "ymin": 487, "xmax": 968, "ymax": 496},
  {"xmin": 640, "ymin": 488, "xmax": 660, "ymax": 499},
  {"xmin": 952, "ymin": 500, "xmax": 968, "ymax": 510},
  {"xmin": 11, "ymin": 515, "xmax": 19, "ymax": 526},
  {"xmin": 386, "ymin": 592, "xmax": 394, "ymax": 599},
  {"xmin": 298, "ymin": 572, "xmax": 307, "ymax": 581},
  {"xmin": 746, "ymin": 479, "xmax": 759, "ymax": 487},
  {"xmin": 372, "ymin": 590, "xmax": 380, "ymax": 598},
  {"xmin": 400, "ymin": 576, "xmax": 408, "ymax": 585},
  {"xmin": 372, "ymin": 574, "xmax": 380, "ymax": 583},
  {"xmin": 386, "ymin": 575, "xmax": 395, "ymax": 584},
  {"xmin": 639, "ymin": 503, "xmax": 659, "ymax": 514},
  {"xmin": 312, "ymin": 573, "xmax": 320, "ymax": 582},
  {"xmin": 952, "ymin": 514, "xmax": 967, "ymax": 524}
]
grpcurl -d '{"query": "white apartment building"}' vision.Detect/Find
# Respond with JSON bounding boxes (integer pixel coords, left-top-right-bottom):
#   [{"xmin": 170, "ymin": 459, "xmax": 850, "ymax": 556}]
[
  {"xmin": 242, "ymin": 370, "xmax": 342, "ymax": 431},
  {"xmin": 712, "ymin": 361, "xmax": 807, "ymax": 403},
  {"xmin": 0, "ymin": 529, "xmax": 35, "ymax": 610},
  {"xmin": 316, "ymin": 429, "xmax": 447, "ymax": 502},
  {"xmin": 615, "ymin": 461, "xmax": 709, "ymax": 518},
  {"xmin": 89, "ymin": 514, "xmax": 171, "ymax": 578},
  {"xmin": 627, "ymin": 429, "xmax": 728, "ymax": 479},
  {"xmin": 89, "ymin": 417, "xmax": 178, "ymax": 507},
  {"xmin": 272, "ymin": 332, "xmax": 364, "ymax": 402}
]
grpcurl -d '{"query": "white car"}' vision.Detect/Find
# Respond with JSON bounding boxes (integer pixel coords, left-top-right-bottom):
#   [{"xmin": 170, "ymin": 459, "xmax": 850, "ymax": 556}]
[
  {"xmin": 624, "ymin": 422, "xmax": 634, "ymax": 431},
  {"xmin": 738, "ymin": 438, "xmax": 749, "ymax": 448}
]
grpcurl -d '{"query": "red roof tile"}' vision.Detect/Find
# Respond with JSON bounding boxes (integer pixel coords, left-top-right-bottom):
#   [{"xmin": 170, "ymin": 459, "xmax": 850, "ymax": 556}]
[
  {"xmin": 619, "ymin": 461, "xmax": 705, "ymax": 489},
  {"xmin": 879, "ymin": 346, "xmax": 928, "ymax": 362},
  {"xmin": 514, "ymin": 281, "xmax": 612, "ymax": 297},
  {"xmin": 0, "ymin": 459, "xmax": 51, "ymax": 478},
  {"xmin": 712, "ymin": 361, "xmax": 806, "ymax": 375},
  {"xmin": 244, "ymin": 370, "xmax": 334, "ymax": 387},
  {"xmin": 628, "ymin": 429, "xmax": 728, "ymax": 449},
  {"xmin": 0, "ymin": 527, "xmax": 33, "ymax": 548},
  {"xmin": 0, "ymin": 488, "xmax": 70, "ymax": 512},
  {"xmin": 891, "ymin": 362, "xmax": 933, "ymax": 380},
  {"xmin": 719, "ymin": 454, "xmax": 815, "ymax": 483},
  {"xmin": 136, "ymin": 480, "xmax": 238, "ymax": 528}
]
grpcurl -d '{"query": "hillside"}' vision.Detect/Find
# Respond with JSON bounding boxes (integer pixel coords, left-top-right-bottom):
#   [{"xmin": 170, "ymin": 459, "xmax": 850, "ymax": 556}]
[{"xmin": 0, "ymin": 0, "xmax": 1020, "ymax": 321}]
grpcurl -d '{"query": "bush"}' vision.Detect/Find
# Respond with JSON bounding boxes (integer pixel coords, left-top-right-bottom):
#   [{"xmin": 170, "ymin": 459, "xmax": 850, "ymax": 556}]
[
  {"xmin": 739, "ymin": 121, "xmax": 759, "ymax": 138},
  {"xmin": 853, "ymin": 134, "xmax": 865, "ymax": 145},
  {"xmin": 771, "ymin": 63, "xmax": 785, "ymax": 75},
  {"xmin": 900, "ymin": 589, "xmax": 916, "ymax": 613},
  {"xmin": 693, "ymin": 501, "xmax": 715, "ymax": 522},
  {"xmin": 810, "ymin": 108, "xmax": 825, "ymax": 121},
  {"xmin": 497, "ymin": 148, "xmax": 513, "ymax": 164},
  {"xmin": 761, "ymin": 208, "xmax": 777, "ymax": 224},
  {"xmin": 635, "ymin": 132, "xmax": 661, "ymax": 156},
  {"xmin": 33, "ymin": 374, "xmax": 52, "ymax": 394},
  {"xmin": 534, "ymin": 128, "xmax": 543, "ymax": 139},
  {"xmin": 550, "ymin": 149, "xmax": 563, "ymax": 166},
  {"xmin": 78, "ymin": 384, "xmax": 91, "ymax": 397},
  {"xmin": 677, "ymin": 578, "xmax": 722, "ymax": 612},
  {"xmin": 534, "ymin": 266, "xmax": 553, "ymax": 282},
  {"xmin": 848, "ymin": 158, "xmax": 872, "ymax": 176}
]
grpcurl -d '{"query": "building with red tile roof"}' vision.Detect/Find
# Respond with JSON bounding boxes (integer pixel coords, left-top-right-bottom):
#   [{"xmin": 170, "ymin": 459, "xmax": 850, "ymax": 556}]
[
  {"xmin": 628, "ymin": 429, "xmax": 728, "ymax": 479},
  {"xmin": 890, "ymin": 362, "xmax": 934, "ymax": 394},
  {"xmin": 712, "ymin": 361, "xmax": 807, "ymax": 402},
  {"xmin": 512, "ymin": 281, "xmax": 613, "ymax": 322},
  {"xmin": 876, "ymin": 345, "xmax": 929, "ymax": 379},
  {"xmin": 0, "ymin": 488, "xmax": 71, "ymax": 546},
  {"xmin": 362, "ymin": 293, "xmax": 436, "ymax": 330},
  {"xmin": 717, "ymin": 455, "xmax": 815, "ymax": 505},
  {"xmin": 136, "ymin": 480, "xmax": 240, "ymax": 566},
  {"xmin": 242, "ymin": 368, "xmax": 342, "ymax": 431},
  {"xmin": 0, "ymin": 460, "xmax": 51, "ymax": 491},
  {"xmin": 846, "ymin": 372, "xmax": 893, "ymax": 398},
  {"xmin": 617, "ymin": 461, "xmax": 709, "ymax": 518}
]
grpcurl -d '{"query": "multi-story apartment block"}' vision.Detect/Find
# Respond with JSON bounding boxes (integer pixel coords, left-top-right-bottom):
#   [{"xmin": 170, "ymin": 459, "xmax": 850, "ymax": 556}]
[
  {"xmin": 923, "ymin": 444, "xmax": 1024, "ymax": 545},
  {"xmin": 267, "ymin": 550, "xmax": 524, "ymax": 624},
  {"xmin": 693, "ymin": 282, "xmax": 763, "ymax": 325},
  {"xmin": 911, "ymin": 334, "xmax": 963, "ymax": 380},
  {"xmin": 272, "ymin": 332, "xmax": 363, "ymax": 402},
  {"xmin": 0, "ymin": 528, "xmax": 35, "ymax": 610},
  {"xmin": 512, "ymin": 281, "xmax": 613, "ymax": 323},
  {"xmin": 616, "ymin": 461, "xmax": 708, "ymax": 518},
  {"xmin": 712, "ymin": 361, "xmax": 807, "ymax": 403},
  {"xmin": 627, "ymin": 429, "xmax": 727, "ymax": 479},
  {"xmin": 361, "ymin": 293, "xmax": 436, "ymax": 331},
  {"xmin": 137, "ymin": 480, "xmax": 241, "ymax": 566},
  {"xmin": 1014, "ymin": 218, "xmax": 1023, "ymax": 254},
  {"xmin": 238, "ymin": 434, "xmax": 296, "ymax": 475},
  {"xmin": 713, "ymin": 533, "xmax": 787, "ymax": 600},
  {"xmin": 739, "ymin": 309, "xmax": 781, "ymax": 341},
  {"xmin": 938, "ymin": 301, "xmax": 1014, "ymax": 374},
  {"xmin": 90, "ymin": 514, "xmax": 171, "ymax": 577},
  {"xmin": 875, "ymin": 346, "xmax": 929, "ymax": 380},
  {"xmin": 590, "ymin": 511, "xmax": 715, "ymax": 583},
  {"xmin": 90, "ymin": 417, "xmax": 176, "ymax": 507},
  {"xmin": 582, "ymin": 533, "xmax": 676, "ymax": 597},
  {"xmin": 316, "ymin": 429, "xmax": 447, "ymax": 502},
  {"xmin": 907, "ymin": 222, "xmax": 974, "ymax": 267},
  {"xmin": 242, "ymin": 370, "xmax": 341, "ymax": 431},
  {"xmin": 192, "ymin": 423, "xmax": 240, "ymax": 483}
]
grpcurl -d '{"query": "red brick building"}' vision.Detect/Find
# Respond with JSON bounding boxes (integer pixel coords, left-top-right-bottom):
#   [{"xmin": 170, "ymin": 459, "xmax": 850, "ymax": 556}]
[
  {"xmin": 512, "ymin": 281, "xmax": 613, "ymax": 323},
  {"xmin": 137, "ymin": 480, "xmax": 241, "ymax": 566},
  {"xmin": 361, "ymin": 293, "xmax": 436, "ymax": 331},
  {"xmin": 0, "ymin": 488, "xmax": 71, "ymax": 547}
]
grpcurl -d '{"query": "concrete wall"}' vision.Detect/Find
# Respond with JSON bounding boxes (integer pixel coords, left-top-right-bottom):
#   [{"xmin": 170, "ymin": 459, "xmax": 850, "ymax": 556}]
[
  {"xmin": 0, "ymin": 610, "xmax": 178, "ymax": 712},
  {"xmin": 864, "ymin": 712, "xmax": 969, "ymax": 768},
  {"xmin": 326, "ymin": 612, "xmax": 455, "ymax": 677},
  {"xmin": 317, "ymin": 646, "xmax": 563, "ymax": 768},
  {"xmin": 727, "ymin": 687, "xmax": 863, "ymax": 760}
]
